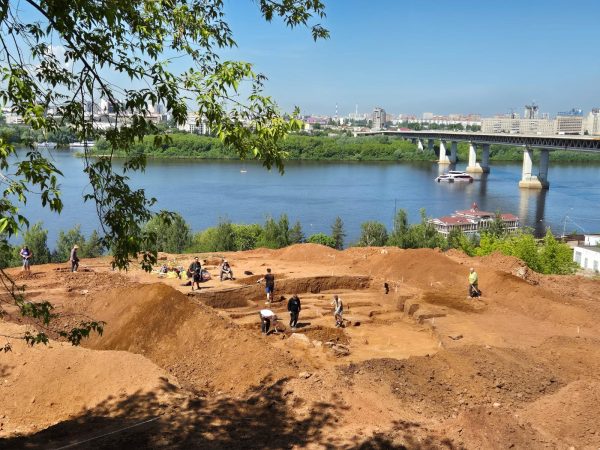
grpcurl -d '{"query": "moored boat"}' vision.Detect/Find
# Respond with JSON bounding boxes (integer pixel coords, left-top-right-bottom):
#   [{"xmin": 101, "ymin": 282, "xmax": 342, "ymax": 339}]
[{"xmin": 69, "ymin": 141, "xmax": 95, "ymax": 149}]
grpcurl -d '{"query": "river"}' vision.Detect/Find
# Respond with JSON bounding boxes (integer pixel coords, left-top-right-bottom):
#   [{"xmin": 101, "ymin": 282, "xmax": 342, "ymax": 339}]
[{"xmin": 8, "ymin": 149, "xmax": 600, "ymax": 246}]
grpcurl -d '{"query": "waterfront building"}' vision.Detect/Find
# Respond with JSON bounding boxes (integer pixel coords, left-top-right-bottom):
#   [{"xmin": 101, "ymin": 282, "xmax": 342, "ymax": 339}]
[
  {"xmin": 573, "ymin": 235, "xmax": 600, "ymax": 272},
  {"xmin": 177, "ymin": 113, "xmax": 210, "ymax": 134},
  {"xmin": 556, "ymin": 109, "xmax": 584, "ymax": 135},
  {"xmin": 429, "ymin": 203, "xmax": 519, "ymax": 237},
  {"xmin": 481, "ymin": 116, "xmax": 521, "ymax": 134},
  {"xmin": 372, "ymin": 107, "xmax": 386, "ymax": 130}
]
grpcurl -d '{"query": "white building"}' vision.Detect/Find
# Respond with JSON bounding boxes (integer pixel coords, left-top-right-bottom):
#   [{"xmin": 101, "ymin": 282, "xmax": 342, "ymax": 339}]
[
  {"xmin": 556, "ymin": 109, "xmax": 584, "ymax": 135},
  {"xmin": 481, "ymin": 117, "xmax": 555, "ymax": 135},
  {"xmin": 573, "ymin": 235, "xmax": 600, "ymax": 272},
  {"xmin": 177, "ymin": 113, "xmax": 210, "ymax": 135},
  {"xmin": 481, "ymin": 116, "xmax": 521, "ymax": 134}
]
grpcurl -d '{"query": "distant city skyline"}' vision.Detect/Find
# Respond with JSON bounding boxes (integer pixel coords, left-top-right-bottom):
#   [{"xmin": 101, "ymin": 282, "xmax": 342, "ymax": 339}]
[{"xmin": 217, "ymin": 0, "xmax": 600, "ymax": 117}]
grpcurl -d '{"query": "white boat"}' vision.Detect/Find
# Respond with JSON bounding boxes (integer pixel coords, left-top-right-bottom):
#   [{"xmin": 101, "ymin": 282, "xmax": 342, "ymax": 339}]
[
  {"xmin": 34, "ymin": 141, "xmax": 57, "ymax": 149},
  {"xmin": 69, "ymin": 141, "xmax": 95, "ymax": 149},
  {"xmin": 435, "ymin": 170, "xmax": 474, "ymax": 183}
]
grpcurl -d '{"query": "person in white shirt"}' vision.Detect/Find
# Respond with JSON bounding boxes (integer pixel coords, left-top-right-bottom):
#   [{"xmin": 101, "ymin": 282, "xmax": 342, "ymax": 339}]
[{"xmin": 259, "ymin": 309, "xmax": 276, "ymax": 335}]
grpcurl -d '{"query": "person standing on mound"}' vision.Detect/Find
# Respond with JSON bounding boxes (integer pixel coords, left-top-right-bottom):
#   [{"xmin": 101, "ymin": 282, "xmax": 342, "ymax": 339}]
[
  {"xmin": 257, "ymin": 268, "xmax": 275, "ymax": 305},
  {"xmin": 189, "ymin": 257, "xmax": 202, "ymax": 291},
  {"xmin": 19, "ymin": 245, "xmax": 32, "ymax": 273}
]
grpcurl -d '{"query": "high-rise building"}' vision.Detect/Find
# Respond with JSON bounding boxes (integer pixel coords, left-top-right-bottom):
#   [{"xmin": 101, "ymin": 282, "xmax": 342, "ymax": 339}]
[{"xmin": 372, "ymin": 107, "xmax": 386, "ymax": 130}]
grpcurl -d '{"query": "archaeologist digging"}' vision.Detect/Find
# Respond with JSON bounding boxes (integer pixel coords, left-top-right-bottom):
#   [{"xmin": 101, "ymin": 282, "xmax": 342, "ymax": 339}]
[
  {"xmin": 332, "ymin": 294, "xmax": 344, "ymax": 327},
  {"xmin": 287, "ymin": 294, "xmax": 301, "ymax": 329},
  {"xmin": 259, "ymin": 309, "xmax": 280, "ymax": 335},
  {"xmin": 468, "ymin": 267, "xmax": 481, "ymax": 298}
]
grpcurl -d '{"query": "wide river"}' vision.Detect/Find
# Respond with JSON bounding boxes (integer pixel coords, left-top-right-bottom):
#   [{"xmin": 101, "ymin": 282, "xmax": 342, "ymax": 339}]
[{"xmin": 9, "ymin": 149, "xmax": 600, "ymax": 245}]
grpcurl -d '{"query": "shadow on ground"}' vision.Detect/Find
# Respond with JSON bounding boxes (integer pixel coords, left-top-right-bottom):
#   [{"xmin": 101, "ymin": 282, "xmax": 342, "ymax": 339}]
[{"xmin": 1, "ymin": 377, "xmax": 459, "ymax": 449}]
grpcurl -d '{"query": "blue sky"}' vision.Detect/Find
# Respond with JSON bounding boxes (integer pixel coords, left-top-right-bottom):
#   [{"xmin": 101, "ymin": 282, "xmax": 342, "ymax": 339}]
[{"xmin": 217, "ymin": 0, "xmax": 600, "ymax": 117}]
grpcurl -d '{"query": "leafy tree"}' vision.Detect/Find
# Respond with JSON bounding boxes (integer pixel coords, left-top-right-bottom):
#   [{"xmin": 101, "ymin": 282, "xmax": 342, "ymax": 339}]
[
  {"xmin": 388, "ymin": 209, "xmax": 409, "ymax": 247},
  {"xmin": 189, "ymin": 227, "xmax": 218, "ymax": 253},
  {"xmin": 53, "ymin": 225, "xmax": 86, "ymax": 262},
  {"xmin": 232, "ymin": 224, "xmax": 263, "ymax": 251},
  {"xmin": 213, "ymin": 219, "xmax": 236, "ymax": 252},
  {"xmin": 256, "ymin": 214, "xmax": 291, "ymax": 249},
  {"xmin": 487, "ymin": 212, "xmax": 507, "ymax": 238},
  {"xmin": 403, "ymin": 209, "xmax": 446, "ymax": 249},
  {"xmin": 357, "ymin": 221, "xmax": 388, "ymax": 247},
  {"xmin": 331, "ymin": 216, "xmax": 345, "ymax": 250},
  {"xmin": 81, "ymin": 230, "xmax": 104, "ymax": 258},
  {"xmin": 289, "ymin": 221, "xmax": 305, "ymax": 244},
  {"xmin": 0, "ymin": 0, "xmax": 327, "ymax": 345},
  {"xmin": 447, "ymin": 228, "xmax": 476, "ymax": 256},
  {"xmin": 0, "ymin": 237, "xmax": 16, "ymax": 268},
  {"xmin": 539, "ymin": 229, "xmax": 577, "ymax": 274},
  {"xmin": 278, "ymin": 214, "xmax": 290, "ymax": 248},
  {"xmin": 307, "ymin": 233, "xmax": 336, "ymax": 248},
  {"xmin": 18, "ymin": 222, "xmax": 51, "ymax": 265},
  {"xmin": 143, "ymin": 212, "xmax": 192, "ymax": 254},
  {"xmin": 257, "ymin": 217, "xmax": 281, "ymax": 249}
]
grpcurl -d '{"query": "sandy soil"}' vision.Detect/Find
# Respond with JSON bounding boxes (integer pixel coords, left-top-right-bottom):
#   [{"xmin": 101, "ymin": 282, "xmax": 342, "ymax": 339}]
[{"xmin": 1, "ymin": 244, "xmax": 599, "ymax": 449}]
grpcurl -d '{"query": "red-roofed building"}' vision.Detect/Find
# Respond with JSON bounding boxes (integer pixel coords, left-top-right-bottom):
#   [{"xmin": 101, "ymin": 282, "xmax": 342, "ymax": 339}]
[{"xmin": 429, "ymin": 203, "xmax": 520, "ymax": 237}]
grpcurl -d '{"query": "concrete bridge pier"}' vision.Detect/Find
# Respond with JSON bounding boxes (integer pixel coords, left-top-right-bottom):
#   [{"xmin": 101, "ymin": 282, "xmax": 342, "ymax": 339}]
[
  {"xmin": 466, "ymin": 142, "xmax": 484, "ymax": 173},
  {"xmin": 481, "ymin": 144, "xmax": 491, "ymax": 173},
  {"xmin": 417, "ymin": 139, "xmax": 424, "ymax": 151},
  {"xmin": 438, "ymin": 140, "xmax": 450, "ymax": 164},
  {"xmin": 449, "ymin": 141, "xmax": 458, "ymax": 163},
  {"xmin": 519, "ymin": 148, "xmax": 550, "ymax": 189},
  {"xmin": 428, "ymin": 139, "xmax": 434, "ymax": 152}
]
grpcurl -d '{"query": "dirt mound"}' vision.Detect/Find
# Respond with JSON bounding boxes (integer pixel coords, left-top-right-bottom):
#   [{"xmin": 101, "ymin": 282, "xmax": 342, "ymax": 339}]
[
  {"xmin": 85, "ymin": 283, "xmax": 301, "ymax": 394},
  {"xmin": 0, "ymin": 321, "xmax": 177, "ymax": 438},
  {"xmin": 343, "ymin": 343, "xmax": 570, "ymax": 417},
  {"xmin": 273, "ymin": 243, "xmax": 340, "ymax": 261},
  {"xmin": 520, "ymin": 380, "xmax": 600, "ymax": 448}
]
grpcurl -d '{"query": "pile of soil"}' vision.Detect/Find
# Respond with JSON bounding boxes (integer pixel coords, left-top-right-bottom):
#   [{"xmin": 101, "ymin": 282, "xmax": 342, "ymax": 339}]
[
  {"xmin": 0, "ymin": 322, "xmax": 177, "ymax": 438},
  {"xmin": 85, "ymin": 283, "xmax": 302, "ymax": 394}
]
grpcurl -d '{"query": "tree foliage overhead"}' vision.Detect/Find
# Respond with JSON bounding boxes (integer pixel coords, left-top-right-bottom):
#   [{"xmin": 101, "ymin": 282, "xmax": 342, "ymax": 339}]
[{"xmin": 0, "ymin": 0, "xmax": 328, "ymax": 346}]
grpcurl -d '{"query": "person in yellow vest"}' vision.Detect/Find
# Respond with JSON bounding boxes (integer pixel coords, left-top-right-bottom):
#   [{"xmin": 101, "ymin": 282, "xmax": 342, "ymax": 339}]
[{"xmin": 468, "ymin": 267, "xmax": 480, "ymax": 297}]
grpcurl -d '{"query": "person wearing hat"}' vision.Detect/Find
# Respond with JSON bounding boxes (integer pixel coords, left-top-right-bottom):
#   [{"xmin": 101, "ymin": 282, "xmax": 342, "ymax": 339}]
[
  {"xmin": 219, "ymin": 258, "xmax": 233, "ymax": 281},
  {"xmin": 70, "ymin": 244, "xmax": 80, "ymax": 272}
]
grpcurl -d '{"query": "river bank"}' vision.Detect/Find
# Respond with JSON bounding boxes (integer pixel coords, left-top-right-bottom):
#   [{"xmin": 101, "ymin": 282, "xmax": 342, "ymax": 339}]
[{"xmin": 89, "ymin": 133, "xmax": 600, "ymax": 163}]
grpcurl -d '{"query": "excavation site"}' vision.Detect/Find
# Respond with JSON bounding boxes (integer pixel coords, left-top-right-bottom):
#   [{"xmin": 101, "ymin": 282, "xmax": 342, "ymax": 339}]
[{"xmin": 1, "ymin": 244, "xmax": 599, "ymax": 449}]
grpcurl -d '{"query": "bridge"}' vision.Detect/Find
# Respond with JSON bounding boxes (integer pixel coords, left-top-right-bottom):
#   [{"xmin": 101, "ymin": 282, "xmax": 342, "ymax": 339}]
[{"xmin": 354, "ymin": 130, "xmax": 600, "ymax": 189}]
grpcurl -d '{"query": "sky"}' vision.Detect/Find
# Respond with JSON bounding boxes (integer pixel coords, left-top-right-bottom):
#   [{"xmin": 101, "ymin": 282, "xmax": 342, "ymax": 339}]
[{"xmin": 213, "ymin": 0, "xmax": 600, "ymax": 118}]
